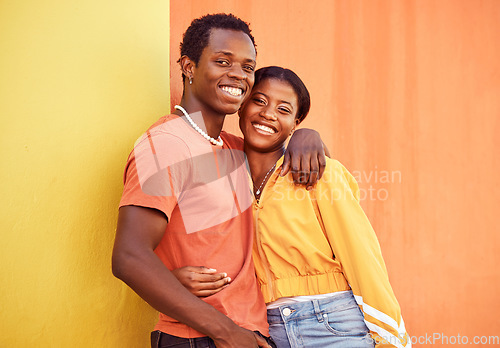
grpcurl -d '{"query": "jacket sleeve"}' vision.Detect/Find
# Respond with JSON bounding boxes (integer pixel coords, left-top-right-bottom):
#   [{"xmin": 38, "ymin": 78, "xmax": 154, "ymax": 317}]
[{"xmin": 314, "ymin": 160, "xmax": 411, "ymax": 348}]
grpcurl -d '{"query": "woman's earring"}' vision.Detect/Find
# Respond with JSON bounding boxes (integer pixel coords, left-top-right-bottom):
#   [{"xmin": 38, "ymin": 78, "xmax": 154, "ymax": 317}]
[{"xmin": 189, "ymin": 76, "xmax": 193, "ymax": 85}]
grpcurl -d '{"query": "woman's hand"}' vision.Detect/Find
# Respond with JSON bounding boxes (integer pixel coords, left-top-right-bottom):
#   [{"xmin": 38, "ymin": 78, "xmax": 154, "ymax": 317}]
[
  {"xmin": 171, "ymin": 266, "xmax": 272, "ymax": 347},
  {"xmin": 172, "ymin": 266, "xmax": 231, "ymax": 297},
  {"xmin": 281, "ymin": 128, "xmax": 330, "ymax": 190}
]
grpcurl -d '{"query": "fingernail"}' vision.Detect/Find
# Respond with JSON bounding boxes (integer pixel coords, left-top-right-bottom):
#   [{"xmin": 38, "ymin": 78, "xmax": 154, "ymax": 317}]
[
  {"xmin": 226, "ymin": 277, "xmax": 231, "ymax": 282},
  {"xmin": 222, "ymin": 273, "xmax": 227, "ymax": 277},
  {"xmin": 207, "ymin": 268, "xmax": 217, "ymax": 272}
]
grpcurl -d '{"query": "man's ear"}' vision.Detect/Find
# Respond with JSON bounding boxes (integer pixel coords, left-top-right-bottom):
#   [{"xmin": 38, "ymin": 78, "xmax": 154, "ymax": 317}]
[{"xmin": 179, "ymin": 55, "xmax": 195, "ymax": 81}]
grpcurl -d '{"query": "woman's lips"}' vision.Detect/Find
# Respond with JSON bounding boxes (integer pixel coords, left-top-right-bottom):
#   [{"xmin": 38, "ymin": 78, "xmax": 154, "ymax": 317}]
[{"xmin": 252, "ymin": 123, "xmax": 276, "ymax": 135}]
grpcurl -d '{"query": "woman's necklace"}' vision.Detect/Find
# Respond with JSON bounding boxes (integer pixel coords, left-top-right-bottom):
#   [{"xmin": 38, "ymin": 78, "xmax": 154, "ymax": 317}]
[
  {"xmin": 253, "ymin": 163, "xmax": 277, "ymax": 196},
  {"xmin": 174, "ymin": 105, "xmax": 223, "ymax": 147}
]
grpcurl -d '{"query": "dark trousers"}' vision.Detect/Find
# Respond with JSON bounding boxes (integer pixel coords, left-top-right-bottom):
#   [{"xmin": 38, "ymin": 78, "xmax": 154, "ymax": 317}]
[{"xmin": 151, "ymin": 330, "xmax": 276, "ymax": 348}]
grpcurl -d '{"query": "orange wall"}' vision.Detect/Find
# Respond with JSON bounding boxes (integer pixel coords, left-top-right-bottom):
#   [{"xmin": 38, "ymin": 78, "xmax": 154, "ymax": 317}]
[{"xmin": 170, "ymin": 1, "xmax": 500, "ymax": 345}]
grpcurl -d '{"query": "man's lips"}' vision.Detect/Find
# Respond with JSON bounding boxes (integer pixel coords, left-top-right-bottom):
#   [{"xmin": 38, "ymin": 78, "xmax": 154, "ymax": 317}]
[{"xmin": 220, "ymin": 85, "xmax": 244, "ymax": 97}]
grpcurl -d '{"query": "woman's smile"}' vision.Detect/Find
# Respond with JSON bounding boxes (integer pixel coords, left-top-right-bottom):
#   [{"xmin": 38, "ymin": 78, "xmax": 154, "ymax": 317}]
[
  {"xmin": 252, "ymin": 122, "xmax": 277, "ymax": 135},
  {"xmin": 240, "ymin": 78, "xmax": 299, "ymax": 152}
]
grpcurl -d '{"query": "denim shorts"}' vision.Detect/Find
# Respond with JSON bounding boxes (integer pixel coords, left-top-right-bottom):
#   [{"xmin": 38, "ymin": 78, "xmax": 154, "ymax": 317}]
[{"xmin": 267, "ymin": 291, "xmax": 374, "ymax": 348}]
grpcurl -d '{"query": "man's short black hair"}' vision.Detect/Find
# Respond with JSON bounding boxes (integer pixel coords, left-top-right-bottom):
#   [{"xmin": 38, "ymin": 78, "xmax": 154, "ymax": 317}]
[{"xmin": 178, "ymin": 13, "xmax": 256, "ymax": 82}]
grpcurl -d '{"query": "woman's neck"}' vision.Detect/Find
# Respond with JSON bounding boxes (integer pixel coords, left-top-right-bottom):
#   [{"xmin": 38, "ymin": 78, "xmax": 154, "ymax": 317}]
[
  {"xmin": 244, "ymin": 144, "xmax": 286, "ymax": 187},
  {"xmin": 175, "ymin": 95, "xmax": 226, "ymax": 139}
]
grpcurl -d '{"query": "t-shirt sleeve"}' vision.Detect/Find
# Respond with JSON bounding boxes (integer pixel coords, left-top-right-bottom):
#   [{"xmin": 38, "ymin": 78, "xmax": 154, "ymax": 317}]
[
  {"xmin": 119, "ymin": 130, "xmax": 192, "ymax": 220},
  {"xmin": 220, "ymin": 131, "xmax": 244, "ymax": 151}
]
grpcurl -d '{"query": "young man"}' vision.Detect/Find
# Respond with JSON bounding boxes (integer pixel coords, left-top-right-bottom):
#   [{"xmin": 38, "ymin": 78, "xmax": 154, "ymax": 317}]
[{"xmin": 112, "ymin": 14, "xmax": 326, "ymax": 348}]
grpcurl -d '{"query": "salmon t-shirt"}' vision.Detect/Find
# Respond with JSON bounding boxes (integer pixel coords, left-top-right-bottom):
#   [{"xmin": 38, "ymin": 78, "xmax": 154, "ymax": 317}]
[{"xmin": 119, "ymin": 114, "xmax": 269, "ymax": 338}]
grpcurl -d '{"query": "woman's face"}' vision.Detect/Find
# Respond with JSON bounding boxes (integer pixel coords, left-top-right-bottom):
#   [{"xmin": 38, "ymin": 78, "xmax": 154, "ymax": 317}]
[
  {"xmin": 239, "ymin": 78, "xmax": 299, "ymax": 153},
  {"xmin": 191, "ymin": 28, "xmax": 256, "ymax": 116}
]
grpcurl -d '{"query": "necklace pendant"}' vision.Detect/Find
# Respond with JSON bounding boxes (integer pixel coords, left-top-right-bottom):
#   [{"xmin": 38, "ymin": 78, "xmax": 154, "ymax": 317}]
[{"xmin": 256, "ymin": 189, "xmax": 260, "ymax": 195}]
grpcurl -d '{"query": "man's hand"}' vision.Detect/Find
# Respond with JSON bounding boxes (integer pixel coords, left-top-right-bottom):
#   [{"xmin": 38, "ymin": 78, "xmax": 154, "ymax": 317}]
[
  {"xmin": 214, "ymin": 328, "xmax": 272, "ymax": 348},
  {"xmin": 281, "ymin": 128, "xmax": 329, "ymax": 190},
  {"xmin": 172, "ymin": 266, "xmax": 231, "ymax": 297}
]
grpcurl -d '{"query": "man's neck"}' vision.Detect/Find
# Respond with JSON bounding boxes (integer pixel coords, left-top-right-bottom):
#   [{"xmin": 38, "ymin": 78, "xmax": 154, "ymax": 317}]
[{"xmin": 175, "ymin": 96, "xmax": 226, "ymax": 140}]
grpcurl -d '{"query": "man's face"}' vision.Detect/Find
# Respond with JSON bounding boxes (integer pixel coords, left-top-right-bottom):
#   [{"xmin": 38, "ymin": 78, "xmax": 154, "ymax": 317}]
[{"xmin": 191, "ymin": 28, "xmax": 257, "ymax": 116}]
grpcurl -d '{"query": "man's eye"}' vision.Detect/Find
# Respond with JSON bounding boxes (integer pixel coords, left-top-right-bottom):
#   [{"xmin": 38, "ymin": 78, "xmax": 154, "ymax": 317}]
[
  {"xmin": 244, "ymin": 65, "xmax": 255, "ymax": 72},
  {"xmin": 217, "ymin": 60, "xmax": 230, "ymax": 65},
  {"xmin": 253, "ymin": 98, "xmax": 265, "ymax": 104},
  {"xmin": 279, "ymin": 107, "xmax": 291, "ymax": 114}
]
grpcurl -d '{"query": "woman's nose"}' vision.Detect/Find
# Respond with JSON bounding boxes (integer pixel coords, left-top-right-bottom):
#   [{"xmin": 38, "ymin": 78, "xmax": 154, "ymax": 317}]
[{"xmin": 260, "ymin": 107, "xmax": 277, "ymax": 120}]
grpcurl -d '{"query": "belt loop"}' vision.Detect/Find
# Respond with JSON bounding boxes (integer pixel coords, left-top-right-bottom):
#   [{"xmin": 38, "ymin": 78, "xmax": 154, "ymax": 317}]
[
  {"xmin": 150, "ymin": 330, "xmax": 161, "ymax": 348},
  {"xmin": 312, "ymin": 300, "xmax": 324, "ymax": 322}
]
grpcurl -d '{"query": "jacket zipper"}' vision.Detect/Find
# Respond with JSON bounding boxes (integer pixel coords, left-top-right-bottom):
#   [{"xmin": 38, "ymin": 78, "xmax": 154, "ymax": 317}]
[{"xmin": 254, "ymin": 199, "xmax": 275, "ymax": 302}]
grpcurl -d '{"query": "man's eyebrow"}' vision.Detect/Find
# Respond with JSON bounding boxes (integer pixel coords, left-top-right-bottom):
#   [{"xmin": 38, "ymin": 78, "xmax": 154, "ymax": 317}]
[{"xmin": 214, "ymin": 51, "xmax": 256, "ymax": 64}]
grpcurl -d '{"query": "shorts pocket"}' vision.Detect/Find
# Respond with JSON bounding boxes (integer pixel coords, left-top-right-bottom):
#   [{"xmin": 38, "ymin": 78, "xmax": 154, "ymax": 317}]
[{"xmin": 321, "ymin": 304, "xmax": 369, "ymax": 336}]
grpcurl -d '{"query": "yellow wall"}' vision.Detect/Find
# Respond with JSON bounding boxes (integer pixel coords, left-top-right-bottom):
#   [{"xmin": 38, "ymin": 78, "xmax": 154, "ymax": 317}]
[{"xmin": 0, "ymin": 1, "xmax": 170, "ymax": 346}]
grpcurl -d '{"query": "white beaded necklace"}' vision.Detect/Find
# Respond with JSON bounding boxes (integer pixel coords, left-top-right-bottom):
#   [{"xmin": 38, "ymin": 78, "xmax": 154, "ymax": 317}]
[{"xmin": 174, "ymin": 105, "xmax": 223, "ymax": 147}]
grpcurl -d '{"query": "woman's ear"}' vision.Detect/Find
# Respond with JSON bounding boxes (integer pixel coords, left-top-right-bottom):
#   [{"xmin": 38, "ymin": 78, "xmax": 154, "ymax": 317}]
[
  {"xmin": 290, "ymin": 118, "xmax": 300, "ymax": 136},
  {"xmin": 179, "ymin": 55, "xmax": 195, "ymax": 82}
]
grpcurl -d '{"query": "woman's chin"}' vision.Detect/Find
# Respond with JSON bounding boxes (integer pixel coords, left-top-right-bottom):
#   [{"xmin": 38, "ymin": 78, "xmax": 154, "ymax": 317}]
[{"xmin": 243, "ymin": 139, "xmax": 278, "ymax": 153}]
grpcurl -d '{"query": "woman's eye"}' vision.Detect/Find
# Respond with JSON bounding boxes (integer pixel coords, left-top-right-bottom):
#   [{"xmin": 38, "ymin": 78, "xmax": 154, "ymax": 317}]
[
  {"xmin": 253, "ymin": 98, "xmax": 265, "ymax": 105},
  {"xmin": 279, "ymin": 107, "xmax": 291, "ymax": 114}
]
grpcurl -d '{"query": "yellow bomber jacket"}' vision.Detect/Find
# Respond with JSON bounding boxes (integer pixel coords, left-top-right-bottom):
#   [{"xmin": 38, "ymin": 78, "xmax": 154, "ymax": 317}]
[{"xmin": 252, "ymin": 157, "xmax": 410, "ymax": 348}]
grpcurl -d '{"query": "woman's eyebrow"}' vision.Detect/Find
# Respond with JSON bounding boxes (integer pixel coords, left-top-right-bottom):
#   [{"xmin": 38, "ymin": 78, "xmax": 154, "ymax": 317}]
[
  {"xmin": 253, "ymin": 91, "xmax": 268, "ymax": 98},
  {"xmin": 253, "ymin": 92, "xmax": 294, "ymax": 108},
  {"xmin": 279, "ymin": 100, "xmax": 294, "ymax": 108}
]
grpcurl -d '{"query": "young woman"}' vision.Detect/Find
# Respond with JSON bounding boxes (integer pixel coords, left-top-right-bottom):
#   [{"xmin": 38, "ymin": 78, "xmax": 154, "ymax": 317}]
[
  {"xmin": 112, "ymin": 14, "xmax": 327, "ymax": 348},
  {"xmin": 176, "ymin": 66, "xmax": 411, "ymax": 348}
]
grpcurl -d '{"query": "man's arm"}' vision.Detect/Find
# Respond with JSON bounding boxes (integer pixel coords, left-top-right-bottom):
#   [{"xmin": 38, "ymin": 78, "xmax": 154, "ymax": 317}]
[
  {"xmin": 281, "ymin": 128, "xmax": 329, "ymax": 190},
  {"xmin": 112, "ymin": 205, "xmax": 270, "ymax": 348}
]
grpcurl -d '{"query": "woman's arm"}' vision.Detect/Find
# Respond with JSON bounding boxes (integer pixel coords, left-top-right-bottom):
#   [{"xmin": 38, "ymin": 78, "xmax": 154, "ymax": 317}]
[{"xmin": 171, "ymin": 266, "xmax": 231, "ymax": 297}]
